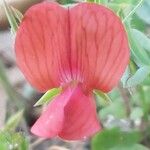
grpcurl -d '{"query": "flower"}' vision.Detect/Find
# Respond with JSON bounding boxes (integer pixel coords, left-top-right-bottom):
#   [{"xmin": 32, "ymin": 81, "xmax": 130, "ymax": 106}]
[{"xmin": 15, "ymin": 2, "xmax": 129, "ymax": 140}]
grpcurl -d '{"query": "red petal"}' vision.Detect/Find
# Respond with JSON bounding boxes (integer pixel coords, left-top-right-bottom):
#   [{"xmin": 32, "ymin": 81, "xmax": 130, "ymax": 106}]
[
  {"xmin": 69, "ymin": 3, "xmax": 129, "ymax": 92},
  {"xmin": 31, "ymin": 84, "xmax": 100, "ymax": 139},
  {"xmin": 16, "ymin": 2, "xmax": 129, "ymax": 92},
  {"xmin": 31, "ymin": 87, "xmax": 73, "ymax": 138},
  {"xmin": 59, "ymin": 84, "xmax": 101, "ymax": 140},
  {"xmin": 15, "ymin": 2, "xmax": 71, "ymax": 92}
]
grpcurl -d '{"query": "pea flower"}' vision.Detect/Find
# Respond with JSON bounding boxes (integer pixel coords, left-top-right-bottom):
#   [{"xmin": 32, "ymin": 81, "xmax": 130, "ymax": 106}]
[{"xmin": 15, "ymin": 2, "xmax": 129, "ymax": 140}]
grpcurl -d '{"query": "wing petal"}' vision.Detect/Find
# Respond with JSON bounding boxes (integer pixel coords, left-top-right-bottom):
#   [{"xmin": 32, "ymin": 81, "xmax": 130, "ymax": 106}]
[
  {"xmin": 15, "ymin": 2, "xmax": 71, "ymax": 92},
  {"xmin": 69, "ymin": 3, "xmax": 129, "ymax": 92}
]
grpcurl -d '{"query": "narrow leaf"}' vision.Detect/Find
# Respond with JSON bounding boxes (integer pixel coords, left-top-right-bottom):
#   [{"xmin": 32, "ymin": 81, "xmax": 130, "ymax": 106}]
[
  {"xmin": 2, "ymin": 0, "xmax": 18, "ymax": 33},
  {"xmin": 94, "ymin": 90, "xmax": 112, "ymax": 105},
  {"xmin": 11, "ymin": 6, "xmax": 23, "ymax": 23},
  {"xmin": 136, "ymin": 0, "xmax": 150, "ymax": 24},
  {"xmin": 34, "ymin": 88, "xmax": 61, "ymax": 107},
  {"xmin": 125, "ymin": 22, "xmax": 150, "ymax": 66},
  {"xmin": 4, "ymin": 110, "xmax": 24, "ymax": 131},
  {"xmin": 123, "ymin": 0, "xmax": 144, "ymax": 23},
  {"xmin": 126, "ymin": 66, "xmax": 150, "ymax": 87},
  {"xmin": 132, "ymin": 29, "xmax": 150, "ymax": 52}
]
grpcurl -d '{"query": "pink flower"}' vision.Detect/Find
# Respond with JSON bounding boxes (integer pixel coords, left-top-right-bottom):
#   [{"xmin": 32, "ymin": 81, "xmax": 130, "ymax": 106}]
[{"xmin": 15, "ymin": 2, "xmax": 129, "ymax": 140}]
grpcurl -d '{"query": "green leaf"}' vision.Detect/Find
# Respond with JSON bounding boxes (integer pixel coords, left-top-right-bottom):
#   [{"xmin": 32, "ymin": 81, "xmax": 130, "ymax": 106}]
[
  {"xmin": 92, "ymin": 128, "xmax": 141, "ymax": 150},
  {"xmin": 94, "ymin": 90, "xmax": 112, "ymax": 105},
  {"xmin": 142, "ymin": 75, "xmax": 150, "ymax": 85},
  {"xmin": 11, "ymin": 133, "xmax": 29, "ymax": 150},
  {"xmin": 122, "ymin": 0, "xmax": 144, "ymax": 23},
  {"xmin": 0, "ymin": 132, "xmax": 9, "ymax": 150},
  {"xmin": 4, "ymin": 110, "xmax": 24, "ymax": 131},
  {"xmin": 2, "ymin": 0, "xmax": 18, "ymax": 34},
  {"xmin": 125, "ymin": 23, "xmax": 150, "ymax": 66},
  {"xmin": 131, "ymin": 14, "xmax": 146, "ymax": 31},
  {"xmin": 11, "ymin": 6, "xmax": 23, "ymax": 23},
  {"xmin": 34, "ymin": 88, "xmax": 62, "ymax": 106},
  {"xmin": 121, "ymin": 67, "xmax": 130, "ymax": 87},
  {"xmin": 132, "ymin": 29, "xmax": 150, "ymax": 52},
  {"xmin": 0, "ymin": 131, "xmax": 29, "ymax": 150},
  {"xmin": 0, "ymin": 133, "xmax": 7, "ymax": 150},
  {"xmin": 125, "ymin": 66, "xmax": 150, "ymax": 87},
  {"xmin": 136, "ymin": 0, "xmax": 150, "ymax": 24},
  {"xmin": 108, "ymin": 3, "xmax": 129, "ymax": 13}
]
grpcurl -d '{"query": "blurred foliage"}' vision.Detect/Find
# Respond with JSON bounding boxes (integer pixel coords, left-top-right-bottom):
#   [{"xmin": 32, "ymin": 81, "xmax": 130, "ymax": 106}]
[
  {"xmin": 136, "ymin": 0, "xmax": 150, "ymax": 25},
  {"xmin": 92, "ymin": 0, "xmax": 150, "ymax": 149},
  {"xmin": 92, "ymin": 128, "xmax": 149, "ymax": 150},
  {"xmin": 2, "ymin": 0, "xmax": 150, "ymax": 150},
  {"xmin": 0, "ymin": 111, "xmax": 29, "ymax": 150},
  {"xmin": 4, "ymin": 110, "xmax": 24, "ymax": 131},
  {"xmin": 0, "ymin": 132, "xmax": 29, "ymax": 150}
]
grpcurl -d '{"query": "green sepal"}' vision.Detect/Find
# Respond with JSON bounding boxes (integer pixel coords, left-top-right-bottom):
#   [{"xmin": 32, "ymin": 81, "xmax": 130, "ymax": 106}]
[
  {"xmin": 34, "ymin": 88, "xmax": 62, "ymax": 107},
  {"xmin": 94, "ymin": 89, "xmax": 112, "ymax": 105}
]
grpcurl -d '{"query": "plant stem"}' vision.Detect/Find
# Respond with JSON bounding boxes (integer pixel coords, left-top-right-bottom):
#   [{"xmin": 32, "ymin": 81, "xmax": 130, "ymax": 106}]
[
  {"xmin": 0, "ymin": 59, "xmax": 25, "ymax": 109},
  {"xmin": 118, "ymin": 84, "xmax": 131, "ymax": 118},
  {"xmin": 123, "ymin": 0, "xmax": 144, "ymax": 23},
  {"xmin": 138, "ymin": 86, "xmax": 149, "ymax": 121}
]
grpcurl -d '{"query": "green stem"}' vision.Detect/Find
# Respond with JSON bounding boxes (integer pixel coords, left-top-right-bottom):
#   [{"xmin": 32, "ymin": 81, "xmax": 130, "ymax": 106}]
[
  {"xmin": 118, "ymin": 84, "xmax": 131, "ymax": 118},
  {"xmin": 123, "ymin": 0, "xmax": 144, "ymax": 23},
  {"xmin": 0, "ymin": 59, "xmax": 25, "ymax": 109},
  {"xmin": 138, "ymin": 86, "xmax": 149, "ymax": 121}
]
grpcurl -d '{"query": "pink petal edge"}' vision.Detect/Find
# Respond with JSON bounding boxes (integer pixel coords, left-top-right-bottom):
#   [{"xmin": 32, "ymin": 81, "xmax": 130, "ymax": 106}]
[{"xmin": 31, "ymin": 84, "xmax": 101, "ymax": 140}]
